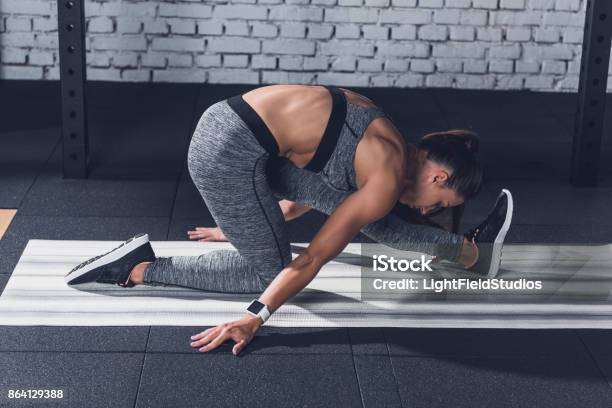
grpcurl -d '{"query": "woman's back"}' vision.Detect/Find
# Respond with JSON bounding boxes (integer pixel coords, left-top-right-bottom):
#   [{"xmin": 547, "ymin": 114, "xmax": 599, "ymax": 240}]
[{"xmin": 242, "ymin": 84, "xmax": 388, "ymax": 169}]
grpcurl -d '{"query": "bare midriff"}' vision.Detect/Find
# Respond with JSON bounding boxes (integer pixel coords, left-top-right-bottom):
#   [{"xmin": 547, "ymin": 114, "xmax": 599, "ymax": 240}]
[{"xmin": 241, "ymin": 84, "xmax": 386, "ymax": 169}]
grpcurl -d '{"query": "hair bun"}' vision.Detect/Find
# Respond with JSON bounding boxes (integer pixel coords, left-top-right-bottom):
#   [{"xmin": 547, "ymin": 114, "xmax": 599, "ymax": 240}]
[
  {"xmin": 463, "ymin": 135, "xmax": 479, "ymax": 153},
  {"xmin": 417, "ymin": 129, "xmax": 482, "ymax": 200},
  {"xmin": 421, "ymin": 129, "xmax": 480, "ymax": 154}
]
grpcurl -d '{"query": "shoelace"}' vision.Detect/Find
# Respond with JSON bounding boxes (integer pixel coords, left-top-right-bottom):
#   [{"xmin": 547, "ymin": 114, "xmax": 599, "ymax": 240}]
[
  {"xmin": 70, "ymin": 239, "xmax": 130, "ymax": 272},
  {"xmin": 465, "ymin": 203, "xmax": 499, "ymax": 242}
]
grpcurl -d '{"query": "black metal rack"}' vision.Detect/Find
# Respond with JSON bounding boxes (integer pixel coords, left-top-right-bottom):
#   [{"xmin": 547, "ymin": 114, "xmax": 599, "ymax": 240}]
[
  {"xmin": 57, "ymin": 0, "xmax": 89, "ymax": 178},
  {"xmin": 57, "ymin": 0, "xmax": 611, "ymax": 185},
  {"xmin": 571, "ymin": 0, "xmax": 611, "ymax": 186}
]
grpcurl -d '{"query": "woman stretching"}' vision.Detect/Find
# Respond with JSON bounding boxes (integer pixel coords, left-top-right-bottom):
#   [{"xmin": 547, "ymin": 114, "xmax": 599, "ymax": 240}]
[{"xmin": 65, "ymin": 84, "xmax": 513, "ymax": 355}]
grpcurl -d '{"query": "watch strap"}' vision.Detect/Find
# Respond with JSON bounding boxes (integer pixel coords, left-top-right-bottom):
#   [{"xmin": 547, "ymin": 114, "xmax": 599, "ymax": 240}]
[
  {"xmin": 247, "ymin": 299, "xmax": 270, "ymax": 324},
  {"xmin": 259, "ymin": 304, "xmax": 270, "ymax": 323}
]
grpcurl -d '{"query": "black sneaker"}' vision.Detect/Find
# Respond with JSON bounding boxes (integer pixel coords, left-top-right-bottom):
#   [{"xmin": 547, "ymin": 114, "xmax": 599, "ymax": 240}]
[
  {"xmin": 64, "ymin": 233, "xmax": 156, "ymax": 287},
  {"xmin": 465, "ymin": 189, "xmax": 513, "ymax": 278}
]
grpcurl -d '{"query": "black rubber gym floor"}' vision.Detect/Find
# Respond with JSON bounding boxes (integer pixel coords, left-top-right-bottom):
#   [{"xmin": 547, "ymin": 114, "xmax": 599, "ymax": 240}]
[{"xmin": 1, "ymin": 80, "xmax": 612, "ymax": 407}]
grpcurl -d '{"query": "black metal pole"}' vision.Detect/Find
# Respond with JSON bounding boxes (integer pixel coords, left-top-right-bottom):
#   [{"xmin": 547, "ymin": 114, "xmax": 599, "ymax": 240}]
[
  {"xmin": 571, "ymin": 0, "xmax": 612, "ymax": 186},
  {"xmin": 57, "ymin": 0, "xmax": 88, "ymax": 178}
]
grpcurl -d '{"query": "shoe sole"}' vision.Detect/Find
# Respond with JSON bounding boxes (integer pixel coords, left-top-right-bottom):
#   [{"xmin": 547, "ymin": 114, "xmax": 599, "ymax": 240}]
[
  {"xmin": 64, "ymin": 233, "xmax": 149, "ymax": 285},
  {"xmin": 486, "ymin": 189, "xmax": 513, "ymax": 278}
]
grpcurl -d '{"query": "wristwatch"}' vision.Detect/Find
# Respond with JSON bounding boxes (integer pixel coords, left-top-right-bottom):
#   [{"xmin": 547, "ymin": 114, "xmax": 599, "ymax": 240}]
[{"xmin": 246, "ymin": 299, "xmax": 270, "ymax": 324}]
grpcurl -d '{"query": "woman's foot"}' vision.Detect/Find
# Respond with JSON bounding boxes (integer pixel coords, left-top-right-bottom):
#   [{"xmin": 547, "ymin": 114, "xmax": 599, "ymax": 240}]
[
  {"xmin": 464, "ymin": 189, "xmax": 513, "ymax": 278},
  {"xmin": 64, "ymin": 233, "xmax": 156, "ymax": 287},
  {"xmin": 458, "ymin": 237, "xmax": 479, "ymax": 268},
  {"xmin": 127, "ymin": 261, "xmax": 152, "ymax": 285}
]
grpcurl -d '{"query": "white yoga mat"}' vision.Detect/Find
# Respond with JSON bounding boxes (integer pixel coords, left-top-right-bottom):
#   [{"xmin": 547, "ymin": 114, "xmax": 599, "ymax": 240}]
[{"xmin": 1, "ymin": 240, "xmax": 612, "ymax": 328}]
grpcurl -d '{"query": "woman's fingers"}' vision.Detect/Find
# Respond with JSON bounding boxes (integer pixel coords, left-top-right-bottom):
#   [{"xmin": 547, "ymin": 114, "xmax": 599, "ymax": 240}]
[
  {"xmin": 191, "ymin": 322, "xmax": 254, "ymax": 355},
  {"xmin": 190, "ymin": 327, "xmax": 217, "ymax": 342},
  {"xmin": 187, "ymin": 227, "xmax": 222, "ymax": 241},
  {"xmin": 188, "ymin": 227, "xmax": 213, "ymax": 233},
  {"xmin": 191, "ymin": 323, "xmax": 231, "ymax": 348},
  {"xmin": 188, "ymin": 230, "xmax": 212, "ymax": 239},
  {"xmin": 232, "ymin": 340, "xmax": 247, "ymax": 356},
  {"xmin": 187, "ymin": 230, "xmax": 210, "ymax": 237},
  {"xmin": 199, "ymin": 329, "xmax": 230, "ymax": 352}
]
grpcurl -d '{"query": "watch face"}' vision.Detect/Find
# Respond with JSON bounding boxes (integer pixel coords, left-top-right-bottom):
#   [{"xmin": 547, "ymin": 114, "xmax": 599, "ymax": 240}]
[{"xmin": 247, "ymin": 300, "xmax": 264, "ymax": 315}]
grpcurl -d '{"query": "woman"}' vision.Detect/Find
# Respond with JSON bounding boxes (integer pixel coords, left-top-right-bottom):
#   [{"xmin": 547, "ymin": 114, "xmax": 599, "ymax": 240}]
[{"xmin": 65, "ymin": 84, "xmax": 513, "ymax": 355}]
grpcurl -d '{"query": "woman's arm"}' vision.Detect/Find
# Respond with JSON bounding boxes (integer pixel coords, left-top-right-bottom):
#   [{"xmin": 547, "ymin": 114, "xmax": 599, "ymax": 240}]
[
  {"xmin": 188, "ymin": 199, "xmax": 312, "ymax": 241},
  {"xmin": 268, "ymin": 156, "xmax": 466, "ymax": 262},
  {"xmin": 278, "ymin": 199, "xmax": 312, "ymax": 221},
  {"xmin": 259, "ymin": 175, "xmax": 397, "ymax": 315},
  {"xmin": 191, "ymin": 170, "xmax": 399, "ymax": 355}
]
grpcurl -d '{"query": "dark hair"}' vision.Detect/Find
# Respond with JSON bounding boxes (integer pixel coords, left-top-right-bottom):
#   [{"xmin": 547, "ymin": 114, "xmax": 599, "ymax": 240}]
[{"xmin": 418, "ymin": 129, "xmax": 482, "ymax": 200}]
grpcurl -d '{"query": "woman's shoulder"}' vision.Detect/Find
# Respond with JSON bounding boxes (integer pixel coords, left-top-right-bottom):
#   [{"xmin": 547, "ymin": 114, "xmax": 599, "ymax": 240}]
[{"xmin": 354, "ymin": 129, "xmax": 406, "ymax": 189}]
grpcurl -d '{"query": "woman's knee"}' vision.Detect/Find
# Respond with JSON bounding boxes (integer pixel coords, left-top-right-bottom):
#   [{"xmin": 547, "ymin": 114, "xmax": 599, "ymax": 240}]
[
  {"xmin": 256, "ymin": 273, "xmax": 274, "ymax": 289},
  {"xmin": 253, "ymin": 251, "xmax": 291, "ymax": 288}
]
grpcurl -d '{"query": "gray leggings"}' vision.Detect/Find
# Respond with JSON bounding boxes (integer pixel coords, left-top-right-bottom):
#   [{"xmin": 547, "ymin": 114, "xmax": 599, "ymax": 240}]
[{"xmin": 143, "ymin": 100, "xmax": 465, "ymax": 293}]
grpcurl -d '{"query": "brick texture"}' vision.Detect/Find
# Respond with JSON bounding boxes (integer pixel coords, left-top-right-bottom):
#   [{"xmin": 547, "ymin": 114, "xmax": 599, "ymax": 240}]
[{"xmin": 0, "ymin": 0, "xmax": 608, "ymax": 91}]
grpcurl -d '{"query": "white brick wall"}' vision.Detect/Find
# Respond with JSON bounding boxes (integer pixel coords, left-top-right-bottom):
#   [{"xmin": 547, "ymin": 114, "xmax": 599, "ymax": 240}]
[{"xmin": 0, "ymin": 0, "xmax": 610, "ymax": 91}]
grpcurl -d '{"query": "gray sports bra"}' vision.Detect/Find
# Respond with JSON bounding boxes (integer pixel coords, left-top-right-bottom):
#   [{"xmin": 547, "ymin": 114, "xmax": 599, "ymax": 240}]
[{"xmin": 314, "ymin": 86, "xmax": 389, "ymax": 192}]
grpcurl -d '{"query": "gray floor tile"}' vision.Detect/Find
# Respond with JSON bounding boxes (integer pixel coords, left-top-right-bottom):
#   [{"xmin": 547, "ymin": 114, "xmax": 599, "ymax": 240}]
[
  {"xmin": 148, "ymin": 326, "xmax": 351, "ymax": 355},
  {"xmin": 87, "ymin": 109, "xmax": 191, "ymax": 180},
  {"xmin": 0, "ymin": 215, "xmax": 169, "ymax": 275},
  {"xmin": 588, "ymin": 353, "xmax": 612, "ymax": 390},
  {"xmin": 384, "ymin": 328, "xmax": 585, "ymax": 357},
  {"xmin": 391, "ymin": 354, "xmax": 612, "ymax": 408},
  {"xmin": 170, "ymin": 176, "xmax": 213, "ymax": 220},
  {"xmin": 354, "ymin": 355, "xmax": 402, "ymax": 408},
  {"xmin": 136, "ymin": 353, "xmax": 362, "ymax": 408},
  {"xmin": 502, "ymin": 224, "xmax": 612, "ymax": 243},
  {"xmin": 484, "ymin": 180, "xmax": 612, "ymax": 226},
  {"xmin": 0, "ymin": 327, "xmax": 149, "ymax": 352},
  {"xmin": 19, "ymin": 152, "xmax": 179, "ymax": 217},
  {"xmin": 349, "ymin": 328, "xmax": 388, "ymax": 355},
  {"xmin": 0, "ymin": 80, "xmax": 61, "ymax": 133},
  {"xmin": 0, "ymin": 274, "xmax": 8, "ymax": 295},
  {"xmin": 0, "ymin": 127, "xmax": 60, "ymax": 208},
  {"xmin": 0, "ymin": 352, "xmax": 144, "ymax": 408},
  {"xmin": 578, "ymin": 330, "xmax": 612, "ymax": 389},
  {"xmin": 86, "ymin": 82, "xmax": 198, "ymax": 179},
  {"xmin": 578, "ymin": 330, "xmax": 612, "ymax": 357}
]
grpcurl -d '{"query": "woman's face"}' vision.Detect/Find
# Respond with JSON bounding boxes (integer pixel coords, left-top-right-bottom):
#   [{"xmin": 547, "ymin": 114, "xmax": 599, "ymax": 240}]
[{"xmin": 400, "ymin": 160, "xmax": 464, "ymax": 215}]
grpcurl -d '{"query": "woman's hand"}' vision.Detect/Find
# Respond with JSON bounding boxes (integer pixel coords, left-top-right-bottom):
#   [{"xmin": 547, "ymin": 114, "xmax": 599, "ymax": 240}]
[
  {"xmin": 187, "ymin": 227, "xmax": 227, "ymax": 242},
  {"xmin": 190, "ymin": 315, "xmax": 262, "ymax": 356}
]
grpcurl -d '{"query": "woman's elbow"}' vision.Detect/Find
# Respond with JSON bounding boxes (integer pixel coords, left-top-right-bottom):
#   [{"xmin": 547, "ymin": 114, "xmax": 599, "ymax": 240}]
[{"xmin": 296, "ymin": 249, "xmax": 324, "ymax": 274}]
